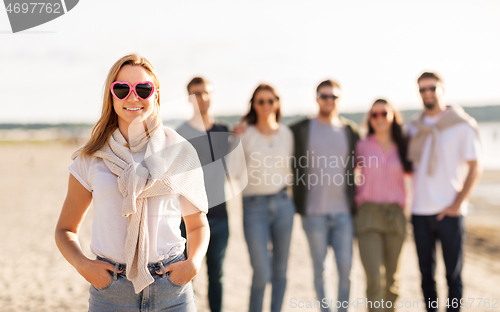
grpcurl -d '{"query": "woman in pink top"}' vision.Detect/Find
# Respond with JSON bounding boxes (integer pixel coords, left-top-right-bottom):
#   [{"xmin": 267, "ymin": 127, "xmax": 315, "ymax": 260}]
[{"xmin": 354, "ymin": 99, "xmax": 412, "ymax": 312}]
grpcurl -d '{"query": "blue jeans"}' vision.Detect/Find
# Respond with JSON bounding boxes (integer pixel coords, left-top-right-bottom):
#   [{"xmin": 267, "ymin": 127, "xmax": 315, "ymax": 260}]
[
  {"xmin": 243, "ymin": 188, "xmax": 295, "ymax": 312},
  {"xmin": 301, "ymin": 214, "xmax": 354, "ymax": 312},
  {"xmin": 180, "ymin": 217, "xmax": 229, "ymax": 312},
  {"xmin": 89, "ymin": 253, "xmax": 196, "ymax": 312},
  {"xmin": 206, "ymin": 217, "xmax": 229, "ymax": 312},
  {"xmin": 412, "ymin": 215, "xmax": 465, "ymax": 312}
]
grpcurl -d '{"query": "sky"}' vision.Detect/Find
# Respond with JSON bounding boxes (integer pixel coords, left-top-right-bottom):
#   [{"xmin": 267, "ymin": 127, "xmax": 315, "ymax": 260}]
[{"xmin": 1, "ymin": 0, "xmax": 500, "ymax": 123}]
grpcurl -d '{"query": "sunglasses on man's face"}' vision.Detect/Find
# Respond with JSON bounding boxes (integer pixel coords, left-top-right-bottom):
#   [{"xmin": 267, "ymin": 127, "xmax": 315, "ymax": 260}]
[
  {"xmin": 256, "ymin": 99, "xmax": 276, "ymax": 106},
  {"xmin": 370, "ymin": 111, "xmax": 388, "ymax": 119},
  {"xmin": 111, "ymin": 81, "xmax": 155, "ymax": 100},
  {"xmin": 318, "ymin": 94, "xmax": 339, "ymax": 100},
  {"xmin": 419, "ymin": 86, "xmax": 437, "ymax": 94}
]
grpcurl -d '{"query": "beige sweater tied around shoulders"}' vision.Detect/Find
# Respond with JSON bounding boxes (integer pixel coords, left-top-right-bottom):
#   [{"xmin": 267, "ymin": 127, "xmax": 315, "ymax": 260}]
[{"xmin": 408, "ymin": 105, "xmax": 479, "ymax": 176}]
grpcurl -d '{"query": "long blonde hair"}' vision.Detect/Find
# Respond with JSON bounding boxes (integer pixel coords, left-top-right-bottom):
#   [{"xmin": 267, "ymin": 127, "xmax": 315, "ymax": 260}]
[{"xmin": 80, "ymin": 54, "xmax": 161, "ymax": 156}]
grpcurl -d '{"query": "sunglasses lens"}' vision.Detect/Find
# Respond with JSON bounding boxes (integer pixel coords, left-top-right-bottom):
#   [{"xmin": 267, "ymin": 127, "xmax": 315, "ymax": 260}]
[
  {"xmin": 371, "ymin": 112, "xmax": 388, "ymax": 118},
  {"xmin": 319, "ymin": 94, "xmax": 337, "ymax": 100},
  {"xmin": 136, "ymin": 83, "xmax": 153, "ymax": 99},
  {"xmin": 420, "ymin": 86, "xmax": 437, "ymax": 93},
  {"xmin": 113, "ymin": 83, "xmax": 130, "ymax": 99}
]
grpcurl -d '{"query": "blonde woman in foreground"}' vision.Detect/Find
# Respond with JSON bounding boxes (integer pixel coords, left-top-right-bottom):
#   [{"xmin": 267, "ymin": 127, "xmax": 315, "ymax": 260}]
[{"xmin": 55, "ymin": 54, "xmax": 209, "ymax": 312}]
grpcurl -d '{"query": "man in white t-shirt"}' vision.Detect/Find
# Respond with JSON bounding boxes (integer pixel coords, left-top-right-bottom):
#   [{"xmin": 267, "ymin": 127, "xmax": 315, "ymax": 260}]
[{"xmin": 408, "ymin": 72, "xmax": 482, "ymax": 312}]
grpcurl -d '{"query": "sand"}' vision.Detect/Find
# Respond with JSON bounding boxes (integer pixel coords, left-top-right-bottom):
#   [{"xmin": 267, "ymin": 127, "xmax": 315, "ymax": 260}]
[{"xmin": 0, "ymin": 142, "xmax": 498, "ymax": 312}]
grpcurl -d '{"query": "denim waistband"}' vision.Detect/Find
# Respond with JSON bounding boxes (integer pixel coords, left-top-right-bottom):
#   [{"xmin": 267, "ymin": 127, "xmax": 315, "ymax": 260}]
[
  {"xmin": 96, "ymin": 253, "xmax": 184, "ymax": 280},
  {"xmin": 243, "ymin": 186, "xmax": 288, "ymax": 199},
  {"xmin": 270, "ymin": 186, "xmax": 288, "ymax": 196}
]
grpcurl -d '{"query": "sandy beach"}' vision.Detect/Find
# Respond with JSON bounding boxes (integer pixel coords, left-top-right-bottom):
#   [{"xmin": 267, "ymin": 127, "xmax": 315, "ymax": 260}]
[{"xmin": 0, "ymin": 142, "xmax": 499, "ymax": 312}]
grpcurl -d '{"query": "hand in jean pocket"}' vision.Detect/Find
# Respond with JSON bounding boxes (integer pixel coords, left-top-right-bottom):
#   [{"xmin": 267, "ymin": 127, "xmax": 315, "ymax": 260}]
[
  {"xmin": 77, "ymin": 258, "xmax": 121, "ymax": 289},
  {"xmin": 159, "ymin": 259, "xmax": 197, "ymax": 285},
  {"xmin": 436, "ymin": 203, "xmax": 461, "ymax": 221}
]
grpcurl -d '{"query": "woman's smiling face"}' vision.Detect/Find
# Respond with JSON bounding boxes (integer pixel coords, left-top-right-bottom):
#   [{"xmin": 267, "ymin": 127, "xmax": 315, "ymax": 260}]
[
  {"xmin": 112, "ymin": 65, "xmax": 158, "ymax": 128},
  {"xmin": 369, "ymin": 102, "xmax": 394, "ymax": 134},
  {"xmin": 253, "ymin": 89, "xmax": 279, "ymax": 121}
]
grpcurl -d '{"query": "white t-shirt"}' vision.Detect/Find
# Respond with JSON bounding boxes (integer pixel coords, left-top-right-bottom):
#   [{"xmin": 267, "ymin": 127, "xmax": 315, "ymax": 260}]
[
  {"xmin": 229, "ymin": 124, "xmax": 294, "ymax": 197},
  {"xmin": 69, "ymin": 154, "xmax": 195, "ymax": 264},
  {"xmin": 408, "ymin": 111, "xmax": 481, "ymax": 216}
]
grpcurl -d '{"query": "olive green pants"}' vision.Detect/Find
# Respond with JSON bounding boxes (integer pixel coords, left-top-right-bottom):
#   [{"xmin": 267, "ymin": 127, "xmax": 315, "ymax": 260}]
[{"xmin": 355, "ymin": 202, "xmax": 406, "ymax": 312}]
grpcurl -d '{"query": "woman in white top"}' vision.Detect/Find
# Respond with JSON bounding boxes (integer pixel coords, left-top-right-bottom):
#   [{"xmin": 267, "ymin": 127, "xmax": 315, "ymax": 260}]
[
  {"xmin": 55, "ymin": 54, "xmax": 209, "ymax": 312},
  {"xmin": 232, "ymin": 84, "xmax": 295, "ymax": 312}
]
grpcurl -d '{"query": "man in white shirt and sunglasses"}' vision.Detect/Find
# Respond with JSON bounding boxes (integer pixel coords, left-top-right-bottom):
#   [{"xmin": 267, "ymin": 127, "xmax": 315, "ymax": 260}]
[{"xmin": 408, "ymin": 72, "xmax": 482, "ymax": 312}]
